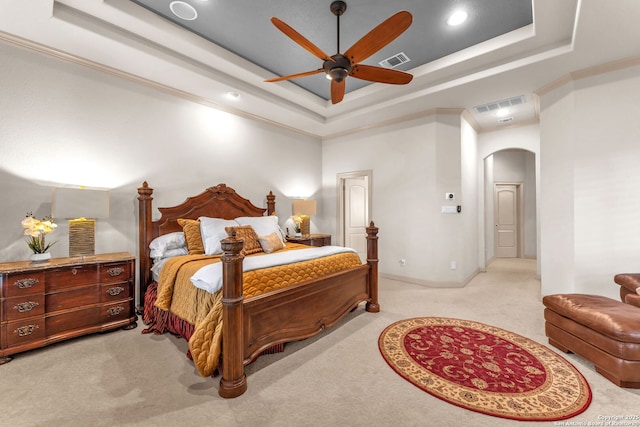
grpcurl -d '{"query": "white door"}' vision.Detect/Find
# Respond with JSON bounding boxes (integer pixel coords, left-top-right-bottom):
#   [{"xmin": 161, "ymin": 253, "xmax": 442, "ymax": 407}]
[
  {"xmin": 494, "ymin": 184, "xmax": 518, "ymax": 258},
  {"xmin": 343, "ymin": 175, "xmax": 369, "ymax": 261}
]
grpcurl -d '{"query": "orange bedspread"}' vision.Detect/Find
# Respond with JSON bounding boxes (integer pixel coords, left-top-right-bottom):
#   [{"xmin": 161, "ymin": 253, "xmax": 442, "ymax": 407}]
[{"xmin": 154, "ymin": 245, "xmax": 362, "ymax": 376}]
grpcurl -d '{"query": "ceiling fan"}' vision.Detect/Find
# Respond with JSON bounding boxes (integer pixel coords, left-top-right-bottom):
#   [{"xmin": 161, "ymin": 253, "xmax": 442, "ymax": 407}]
[{"xmin": 265, "ymin": 1, "xmax": 413, "ymax": 104}]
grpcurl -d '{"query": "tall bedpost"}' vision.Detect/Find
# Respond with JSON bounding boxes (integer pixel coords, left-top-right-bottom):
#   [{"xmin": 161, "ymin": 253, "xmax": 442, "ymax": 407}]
[
  {"xmin": 137, "ymin": 182, "xmax": 154, "ymax": 311},
  {"xmin": 365, "ymin": 221, "xmax": 380, "ymax": 313},
  {"xmin": 219, "ymin": 232, "xmax": 247, "ymax": 398},
  {"xmin": 266, "ymin": 191, "xmax": 276, "ymax": 216}
]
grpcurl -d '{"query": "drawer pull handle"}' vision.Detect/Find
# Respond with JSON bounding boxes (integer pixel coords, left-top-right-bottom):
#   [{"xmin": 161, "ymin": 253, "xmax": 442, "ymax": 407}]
[
  {"xmin": 107, "ymin": 267, "xmax": 125, "ymax": 277},
  {"xmin": 14, "ymin": 301, "xmax": 39, "ymax": 312},
  {"xmin": 72, "ymin": 268, "xmax": 78, "ymax": 275},
  {"xmin": 106, "ymin": 286, "xmax": 125, "ymax": 296},
  {"xmin": 14, "ymin": 324, "xmax": 39, "ymax": 337},
  {"xmin": 108, "ymin": 306, "xmax": 125, "ymax": 316},
  {"xmin": 15, "ymin": 278, "xmax": 39, "ymax": 289}
]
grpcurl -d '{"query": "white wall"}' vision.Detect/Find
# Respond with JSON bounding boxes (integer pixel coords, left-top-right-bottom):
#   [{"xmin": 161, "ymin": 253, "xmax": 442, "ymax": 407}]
[
  {"xmin": 0, "ymin": 42, "xmax": 322, "ymax": 270},
  {"xmin": 539, "ymin": 64, "xmax": 640, "ymax": 298},
  {"xmin": 323, "ymin": 111, "xmax": 480, "ymax": 286},
  {"xmin": 460, "ymin": 117, "xmax": 479, "ymax": 279},
  {"xmin": 322, "ymin": 116, "xmax": 438, "ymax": 282}
]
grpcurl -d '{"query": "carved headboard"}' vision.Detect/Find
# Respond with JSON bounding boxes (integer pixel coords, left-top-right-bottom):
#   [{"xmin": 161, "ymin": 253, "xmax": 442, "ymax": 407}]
[{"xmin": 137, "ymin": 182, "xmax": 276, "ymax": 299}]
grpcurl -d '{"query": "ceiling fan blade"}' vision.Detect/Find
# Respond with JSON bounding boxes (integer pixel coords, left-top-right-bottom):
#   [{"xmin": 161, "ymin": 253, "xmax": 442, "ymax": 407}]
[
  {"xmin": 271, "ymin": 17, "xmax": 334, "ymax": 62},
  {"xmin": 331, "ymin": 79, "xmax": 346, "ymax": 104},
  {"xmin": 344, "ymin": 11, "xmax": 412, "ymax": 64},
  {"xmin": 350, "ymin": 64, "xmax": 413, "ymax": 84},
  {"xmin": 265, "ymin": 69, "xmax": 323, "ymax": 82}
]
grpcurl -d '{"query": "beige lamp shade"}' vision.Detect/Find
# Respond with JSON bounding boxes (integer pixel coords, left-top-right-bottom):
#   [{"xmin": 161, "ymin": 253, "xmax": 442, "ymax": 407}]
[
  {"xmin": 292, "ymin": 199, "xmax": 316, "ymax": 216},
  {"xmin": 292, "ymin": 199, "xmax": 316, "ymax": 236},
  {"xmin": 52, "ymin": 187, "xmax": 110, "ymax": 219}
]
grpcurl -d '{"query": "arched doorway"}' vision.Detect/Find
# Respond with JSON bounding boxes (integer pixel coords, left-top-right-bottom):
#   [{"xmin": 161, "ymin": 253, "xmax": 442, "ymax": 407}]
[{"xmin": 483, "ymin": 149, "xmax": 537, "ymax": 263}]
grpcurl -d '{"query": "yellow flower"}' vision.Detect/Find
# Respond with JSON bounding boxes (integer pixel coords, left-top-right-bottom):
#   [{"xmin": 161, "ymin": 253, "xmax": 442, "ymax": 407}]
[
  {"xmin": 22, "ymin": 212, "xmax": 57, "ymax": 253},
  {"xmin": 291, "ymin": 215, "xmax": 302, "ymax": 233}
]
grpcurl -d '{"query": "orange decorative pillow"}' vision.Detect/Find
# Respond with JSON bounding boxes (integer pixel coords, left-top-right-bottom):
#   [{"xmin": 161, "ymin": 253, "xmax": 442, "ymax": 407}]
[
  {"xmin": 225, "ymin": 225, "xmax": 263, "ymax": 255},
  {"xmin": 177, "ymin": 218, "xmax": 204, "ymax": 255},
  {"xmin": 258, "ymin": 232, "xmax": 285, "ymax": 254}
]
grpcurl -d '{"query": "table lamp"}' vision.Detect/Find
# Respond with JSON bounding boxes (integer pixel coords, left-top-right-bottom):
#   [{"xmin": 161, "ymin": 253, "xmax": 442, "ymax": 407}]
[
  {"xmin": 52, "ymin": 187, "xmax": 110, "ymax": 256},
  {"xmin": 292, "ymin": 199, "xmax": 316, "ymax": 236}
]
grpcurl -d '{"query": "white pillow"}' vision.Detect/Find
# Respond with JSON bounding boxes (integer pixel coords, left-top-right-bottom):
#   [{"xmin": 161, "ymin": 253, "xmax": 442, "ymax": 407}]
[
  {"xmin": 235, "ymin": 216, "xmax": 286, "ymax": 243},
  {"xmin": 199, "ymin": 217, "xmax": 239, "ymax": 255},
  {"xmin": 149, "ymin": 232, "xmax": 186, "ymax": 259},
  {"xmin": 158, "ymin": 247, "xmax": 188, "ymax": 260}
]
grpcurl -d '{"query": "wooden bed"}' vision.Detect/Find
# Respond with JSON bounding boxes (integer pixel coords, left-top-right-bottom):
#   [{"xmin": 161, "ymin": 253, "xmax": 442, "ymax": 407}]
[{"xmin": 137, "ymin": 182, "xmax": 379, "ymax": 398}]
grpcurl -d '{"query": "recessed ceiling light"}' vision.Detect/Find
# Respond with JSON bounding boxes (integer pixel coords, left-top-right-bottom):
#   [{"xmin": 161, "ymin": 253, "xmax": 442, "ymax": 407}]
[
  {"xmin": 170, "ymin": 1, "xmax": 198, "ymax": 21},
  {"xmin": 226, "ymin": 91, "xmax": 240, "ymax": 100},
  {"xmin": 447, "ymin": 10, "xmax": 468, "ymax": 26}
]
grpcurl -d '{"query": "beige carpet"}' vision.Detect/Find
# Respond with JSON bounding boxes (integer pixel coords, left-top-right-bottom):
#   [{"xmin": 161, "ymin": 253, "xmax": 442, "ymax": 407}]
[{"xmin": 1, "ymin": 258, "xmax": 638, "ymax": 427}]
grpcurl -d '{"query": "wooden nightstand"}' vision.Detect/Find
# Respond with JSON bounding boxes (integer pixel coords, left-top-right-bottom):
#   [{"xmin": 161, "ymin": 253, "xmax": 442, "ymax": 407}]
[
  {"xmin": 0, "ymin": 252, "xmax": 137, "ymax": 364},
  {"xmin": 286, "ymin": 234, "xmax": 332, "ymax": 247}
]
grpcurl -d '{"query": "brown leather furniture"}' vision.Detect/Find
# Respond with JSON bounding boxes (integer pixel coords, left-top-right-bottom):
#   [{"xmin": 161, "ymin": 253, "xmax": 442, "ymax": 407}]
[{"xmin": 542, "ymin": 274, "xmax": 640, "ymax": 388}]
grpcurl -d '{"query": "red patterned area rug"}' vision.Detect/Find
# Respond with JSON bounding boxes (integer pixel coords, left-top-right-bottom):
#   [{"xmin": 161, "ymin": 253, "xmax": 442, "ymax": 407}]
[{"xmin": 378, "ymin": 317, "xmax": 592, "ymax": 421}]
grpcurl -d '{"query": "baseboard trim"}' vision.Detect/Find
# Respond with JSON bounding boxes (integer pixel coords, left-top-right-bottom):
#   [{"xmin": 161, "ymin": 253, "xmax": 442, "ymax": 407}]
[{"xmin": 381, "ymin": 268, "xmax": 483, "ymax": 289}]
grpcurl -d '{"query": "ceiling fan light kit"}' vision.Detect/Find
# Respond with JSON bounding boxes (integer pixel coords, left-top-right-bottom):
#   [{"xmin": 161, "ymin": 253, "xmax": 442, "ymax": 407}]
[{"xmin": 265, "ymin": 1, "xmax": 413, "ymax": 104}]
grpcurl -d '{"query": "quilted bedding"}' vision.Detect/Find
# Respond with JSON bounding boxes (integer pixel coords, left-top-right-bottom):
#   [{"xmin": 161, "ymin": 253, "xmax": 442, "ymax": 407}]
[{"xmin": 154, "ymin": 245, "xmax": 362, "ymax": 376}]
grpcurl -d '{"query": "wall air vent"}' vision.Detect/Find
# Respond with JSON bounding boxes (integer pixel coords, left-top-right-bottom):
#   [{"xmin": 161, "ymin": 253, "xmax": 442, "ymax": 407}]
[
  {"xmin": 473, "ymin": 95, "xmax": 525, "ymax": 114},
  {"xmin": 379, "ymin": 52, "xmax": 411, "ymax": 69}
]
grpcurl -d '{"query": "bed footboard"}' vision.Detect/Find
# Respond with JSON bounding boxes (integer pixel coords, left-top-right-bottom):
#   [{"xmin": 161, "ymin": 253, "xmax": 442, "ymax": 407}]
[{"xmin": 218, "ymin": 222, "xmax": 380, "ymax": 398}]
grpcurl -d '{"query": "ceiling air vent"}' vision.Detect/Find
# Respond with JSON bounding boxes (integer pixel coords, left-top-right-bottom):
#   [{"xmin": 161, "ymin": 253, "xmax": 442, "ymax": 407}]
[
  {"xmin": 473, "ymin": 95, "xmax": 525, "ymax": 114},
  {"xmin": 379, "ymin": 52, "xmax": 411, "ymax": 69}
]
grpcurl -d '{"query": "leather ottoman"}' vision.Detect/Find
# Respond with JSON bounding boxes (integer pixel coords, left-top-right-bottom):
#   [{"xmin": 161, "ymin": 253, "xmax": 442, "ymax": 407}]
[{"xmin": 543, "ymin": 294, "xmax": 640, "ymax": 388}]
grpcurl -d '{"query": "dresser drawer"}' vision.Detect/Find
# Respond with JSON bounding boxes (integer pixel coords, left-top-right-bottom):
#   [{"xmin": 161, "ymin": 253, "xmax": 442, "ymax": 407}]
[
  {"xmin": 2, "ymin": 318, "xmax": 45, "ymax": 347},
  {"xmin": 101, "ymin": 299, "xmax": 132, "ymax": 323},
  {"xmin": 100, "ymin": 262, "xmax": 131, "ymax": 284},
  {"xmin": 46, "ymin": 286, "xmax": 100, "ymax": 312},
  {"xmin": 46, "ymin": 306, "xmax": 101, "ymax": 336},
  {"xmin": 46, "ymin": 265, "xmax": 98, "ymax": 292},
  {"xmin": 3, "ymin": 272, "xmax": 45, "ymax": 297},
  {"xmin": 2, "ymin": 294, "xmax": 45, "ymax": 321},
  {"xmin": 100, "ymin": 283, "xmax": 131, "ymax": 302}
]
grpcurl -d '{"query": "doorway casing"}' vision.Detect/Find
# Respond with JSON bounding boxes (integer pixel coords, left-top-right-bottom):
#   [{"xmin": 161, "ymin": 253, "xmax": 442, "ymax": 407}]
[{"xmin": 336, "ymin": 170, "xmax": 372, "ymax": 254}]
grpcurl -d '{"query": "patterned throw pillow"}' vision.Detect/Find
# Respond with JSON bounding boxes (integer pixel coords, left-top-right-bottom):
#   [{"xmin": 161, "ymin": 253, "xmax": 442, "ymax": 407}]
[
  {"xmin": 258, "ymin": 232, "xmax": 285, "ymax": 254},
  {"xmin": 225, "ymin": 225, "xmax": 263, "ymax": 255},
  {"xmin": 177, "ymin": 218, "xmax": 204, "ymax": 255}
]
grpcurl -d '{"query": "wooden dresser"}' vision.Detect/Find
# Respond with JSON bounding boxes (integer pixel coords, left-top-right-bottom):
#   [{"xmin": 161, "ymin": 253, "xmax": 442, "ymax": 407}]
[
  {"xmin": 0, "ymin": 252, "xmax": 137, "ymax": 364},
  {"xmin": 286, "ymin": 233, "xmax": 332, "ymax": 247}
]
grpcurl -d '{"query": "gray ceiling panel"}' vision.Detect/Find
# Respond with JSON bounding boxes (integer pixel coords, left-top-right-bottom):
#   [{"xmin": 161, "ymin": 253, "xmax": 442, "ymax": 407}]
[{"xmin": 130, "ymin": 0, "xmax": 532, "ymax": 100}]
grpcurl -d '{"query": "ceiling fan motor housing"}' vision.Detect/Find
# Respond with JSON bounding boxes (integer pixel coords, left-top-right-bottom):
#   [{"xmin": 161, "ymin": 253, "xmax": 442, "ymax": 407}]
[{"xmin": 323, "ymin": 54, "xmax": 352, "ymax": 82}]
